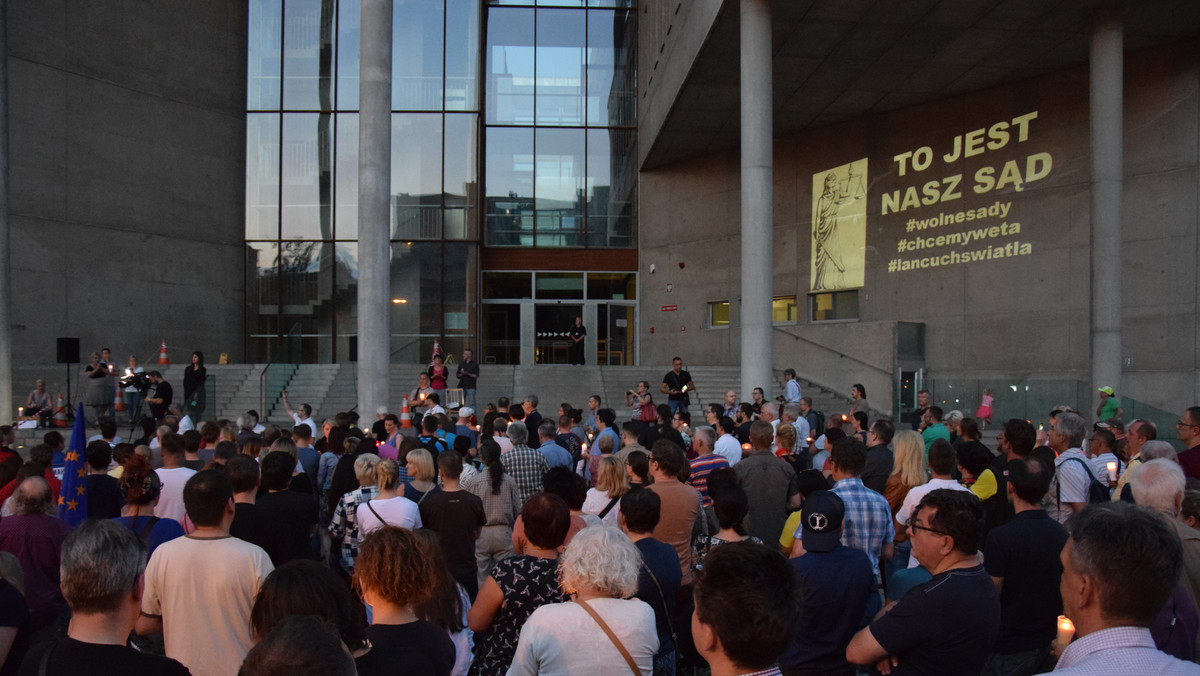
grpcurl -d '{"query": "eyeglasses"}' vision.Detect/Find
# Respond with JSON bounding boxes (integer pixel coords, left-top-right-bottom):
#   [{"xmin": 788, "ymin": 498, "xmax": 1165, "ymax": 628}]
[
  {"xmin": 1177, "ymin": 420, "xmax": 1199, "ymax": 429},
  {"xmin": 909, "ymin": 521, "xmax": 950, "ymax": 537}
]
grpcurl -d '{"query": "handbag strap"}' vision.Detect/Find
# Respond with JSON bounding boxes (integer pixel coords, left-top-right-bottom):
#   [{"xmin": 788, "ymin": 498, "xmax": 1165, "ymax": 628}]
[
  {"xmin": 574, "ymin": 598, "xmax": 642, "ymax": 676},
  {"xmin": 598, "ymin": 495, "xmax": 621, "ymax": 519},
  {"xmin": 640, "ymin": 562, "xmax": 677, "ymax": 644}
]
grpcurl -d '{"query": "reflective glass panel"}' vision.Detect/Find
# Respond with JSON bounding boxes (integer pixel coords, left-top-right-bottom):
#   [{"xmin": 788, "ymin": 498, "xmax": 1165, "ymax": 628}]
[
  {"xmin": 587, "ymin": 9, "xmax": 635, "ymax": 126},
  {"xmin": 485, "ymin": 127, "xmax": 534, "ymax": 245},
  {"xmin": 336, "ymin": 0, "xmax": 360, "ymax": 109},
  {"xmin": 444, "ymin": 113, "xmax": 479, "ymax": 240},
  {"xmin": 390, "ymin": 242, "xmax": 444, "ymax": 361},
  {"xmin": 246, "ymin": 114, "xmax": 281, "ymax": 240},
  {"xmin": 483, "ymin": 271, "xmax": 532, "ymax": 299},
  {"xmin": 535, "ymin": 272, "xmax": 583, "ymax": 299},
  {"xmin": 394, "ymin": 0, "xmax": 444, "ymax": 110},
  {"xmin": 442, "ymin": 244, "xmax": 478, "ymax": 341},
  {"xmin": 391, "ymin": 114, "xmax": 443, "ymax": 240},
  {"xmin": 586, "ymin": 272, "xmax": 635, "ymax": 300},
  {"xmin": 334, "ymin": 113, "xmax": 358, "ymax": 239},
  {"xmin": 278, "ymin": 241, "xmax": 335, "ymax": 362},
  {"xmin": 446, "ymin": 0, "xmax": 481, "ymax": 111},
  {"xmin": 281, "ymin": 114, "xmax": 334, "ymax": 240},
  {"xmin": 248, "ymin": 0, "xmax": 282, "ymax": 110},
  {"xmin": 282, "ymin": 0, "xmax": 336, "ymax": 111},
  {"xmin": 332, "ymin": 242, "xmax": 358, "ymax": 362},
  {"xmin": 585, "ymin": 128, "xmax": 635, "ymax": 248},
  {"xmin": 535, "ymin": 128, "xmax": 585, "ymax": 247},
  {"xmin": 486, "ymin": 8, "xmax": 535, "ymax": 124},
  {"xmin": 773, "ymin": 296, "xmax": 798, "ymax": 324},
  {"xmin": 535, "ymin": 10, "xmax": 585, "ymax": 126},
  {"xmin": 246, "ymin": 242, "xmax": 280, "ymax": 362}
]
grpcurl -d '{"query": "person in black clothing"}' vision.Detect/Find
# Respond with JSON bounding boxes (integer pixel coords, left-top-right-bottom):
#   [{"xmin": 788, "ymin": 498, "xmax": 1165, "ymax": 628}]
[
  {"xmin": 182, "ymin": 351, "xmax": 207, "ymax": 420},
  {"xmin": 620, "ymin": 487, "xmax": 682, "ymax": 675},
  {"xmin": 567, "ymin": 316, "xmax": 586, "ymax": 365},
  {"xmin": 143, "ymin": 371, "xmax": 173, "ymax": 423},
  {"xmin": 249, "ymin": 560, "xmax": 369, "ymax": 662},
  {"xmin": 240, "ymin": 615, "xmax": 355, "ymax": 676},
  {"xmin": 226, "ymin": 455, "xmax": 273, "ymax": 556},
  {"xmin": 418, "ymin": 451, "xmax": 485, "ymax": 599},
  {"xmin": 84, "ymin": 440, "xmax": 123, "ymax": 519},
  {"xmin": 19, "ymin": 520, "xmax": 190, "ymax": 675},
  {"xmin": 256, "ymin": 451, "xmax": 318, "ymax": 566},
  {"xmin": 660, "ymin": 357, "xmax": 695, "ymax": 415}
]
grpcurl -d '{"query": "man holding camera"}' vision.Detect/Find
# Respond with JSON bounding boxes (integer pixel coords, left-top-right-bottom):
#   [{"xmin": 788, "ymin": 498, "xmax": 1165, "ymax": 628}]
[{"xmin": 143, "ymin": 371, "xmax": 173, "ymax": 423}]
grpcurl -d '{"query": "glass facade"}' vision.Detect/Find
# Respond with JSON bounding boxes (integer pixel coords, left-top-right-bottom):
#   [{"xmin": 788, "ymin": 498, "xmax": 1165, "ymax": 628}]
[{"xmin": 246, "ymin": 0, "xmax": 635, "ymax": 363}]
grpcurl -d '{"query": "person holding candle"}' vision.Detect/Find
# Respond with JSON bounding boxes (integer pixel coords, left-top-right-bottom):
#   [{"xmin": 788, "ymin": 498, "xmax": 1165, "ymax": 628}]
[
  {"xmin": 980, "ymin": 456, "xmax": 1068, "ymax": 675},
  {"xmin": 1044, "ymin": 502, "xmax": 1200, "ymax": 675}
]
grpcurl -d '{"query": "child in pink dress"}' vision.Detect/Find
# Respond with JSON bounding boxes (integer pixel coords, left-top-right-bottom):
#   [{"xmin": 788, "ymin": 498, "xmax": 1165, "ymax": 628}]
[{"xmin": 976, "ymin": 388, "xmax": 995, "ymax": 429}]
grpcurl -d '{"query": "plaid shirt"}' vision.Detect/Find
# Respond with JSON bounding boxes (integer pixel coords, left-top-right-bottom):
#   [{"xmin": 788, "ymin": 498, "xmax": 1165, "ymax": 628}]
[
  {"xmin": 797, "ymin": 477, "xmax": 894, "ymax": 581},
  {"xmin": 328, "ymin": 484, "xmax": 377, "ymax": 573},
  {"xmin": 1054, "ymin": 626, "xmax": 1199, "ymax": 675},
  {"xmin": 504, "ymin": 444, "xmax": 549, "ymax": 506},
  {"xmin": 463, "ymin": 468, "xmax": 521, "ymax": 527}
]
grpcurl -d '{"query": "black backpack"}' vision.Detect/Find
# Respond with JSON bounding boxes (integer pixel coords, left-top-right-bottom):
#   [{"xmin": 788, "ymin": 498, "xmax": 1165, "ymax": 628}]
[
  {"xmin": 810, "ymin": 410, "xmax": 827, "ymax": 438},
  {"xmin": 1057, "ymin": 457, "xmax": 1111, "ymax": 505}
]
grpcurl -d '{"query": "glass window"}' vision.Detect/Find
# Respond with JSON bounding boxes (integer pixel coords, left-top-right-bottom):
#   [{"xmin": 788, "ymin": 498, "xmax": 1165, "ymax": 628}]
[
  {"xmin": 282, "ymin": 0, "xmax": 335, "ymax": 111},
  {"xmin": 442, "ymin": 243, "xmax": 478, "ymax": 338},
  {"xmin": 586, "ymin": 9, "xmax": 635, "ymax": 126},
  {"xmin": 535, "ymin": 272, "xmax": 583, "ymax": 299},
  {"xmin": 446, "ymin": 0, "xmax": 481, "ymax": 111},
  {"xmin": 280, "ymin": 113, "xmax": 334, "ymax": 240},
  {"xmin": 389, "ymin": 242, "xmax": 451, "ymax": 361},
  {"xmin": 335, "ymin": 0, "xmax": 360, "ymax": 110},
  {"xmin": 811, "ymin": 291, "xmax": 860, "ymax": 322},
  {"xmin": 246, "ymin": 114, "xmax": 281, "ymax": 240},
  {"xmin": 486, "ymin": 8, "xmax": 535, "ymax": 124},
  {"xmin": 535, "ymin": 128, "xmax": 585, "ymax": 247},
  {"xmin": 246, "ymin": 242, "xmax": 280, "ymax": 362},
  {"xmin": 277, "ymin": 241, "xmax": 335, "ymax": 362},
  {"xmin": 485, "ymin": 127, "xmax": 534, "ymax": 245},
  {"xmin": 586, "ymin": 128, "xmax": 635, "ymax": 248},
  {"xmin": 483, "ymin": 271, "xmax": 532, "ymax": 299},
  {"xmin": 334, "ymin": 113, "xmax": 358, "ymax": 239},
  {"xmin": 773, "ymin": 296, "xmax": 798, "ymax": 324},
  {"xmin": 444, "ymin": 114, "xmax": 479, "ymax": 240},
  {"xmin": 248, "ymin": 0, "xmax": 282, "ymax": 110},
  {"xmin": 393, "ymin": 0, "xmax": 444, "ymax": 110},
  {"xmin": 586, "ymin": 272, "xmax": 635, "ymax": 299},
  {"xmin": 391, "ymin": 114, "xmax": 443, "ymax": 239},
  {"xmin": 709, "ymin": 301, "xmax": 730, "ymax": 327},
  {"xmin": 332, "ymin": 242, "xmax": 358, "ymax": 362},
  {"xmin": 535, "ymin": 10, "xmax": 585, "ymax": 126}
]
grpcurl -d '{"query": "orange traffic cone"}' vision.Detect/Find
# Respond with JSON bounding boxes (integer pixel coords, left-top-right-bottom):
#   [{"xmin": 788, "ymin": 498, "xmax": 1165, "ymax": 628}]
[
  {"xmin": 53, "ymin": 394, "xmax": 68, "ymax": 428},
  {"xmin": 113, "ymin": 387, "xmax": 126, "ymax": 412},
  {"xmin": 400, "ymin": 396, "xmax": 413, "ymax": 429},
  {"xmin": 158, "ymin": 340, "xmax": 170, "ymax": 365}
]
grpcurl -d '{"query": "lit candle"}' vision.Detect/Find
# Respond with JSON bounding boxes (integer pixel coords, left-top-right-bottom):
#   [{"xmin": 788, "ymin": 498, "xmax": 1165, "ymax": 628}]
[
  {"xmin": 1106, "ymin": 462, "xmax": 1117, "ymax": 481},
  {"xmin": 587, "ymin": 432, "xmax": 594, "ymax": 440},
  {"xmin": 475, "ymin": 425, "xmax": 481, "ymax": 432},
  {"xmin": 581, "ymin": 443, "xmax": 588, "ymax": 452},
  {"xmin": 17, "ymin": 407, "xmax": 23, "ymax": 416},
  {"xmin": 419, "ymin": 393, "xmax": 425, "ymax": 400},
  {"xmin": 742, "ymin": 443, "xmax": 751, "ymax": 451},
  {"xmin": 1057, "ymin": 616, "xmax": 1075, "ymax": 646}
]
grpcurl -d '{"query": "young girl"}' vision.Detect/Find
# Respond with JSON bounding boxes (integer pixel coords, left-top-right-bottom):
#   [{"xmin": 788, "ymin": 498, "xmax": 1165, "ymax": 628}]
[{"xmin": 976, "ymin": 387, "xmax": 995, "ymax": 429}]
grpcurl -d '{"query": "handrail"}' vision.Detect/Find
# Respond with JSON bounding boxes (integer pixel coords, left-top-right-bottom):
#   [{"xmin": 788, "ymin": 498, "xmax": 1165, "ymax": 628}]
[
  {"xmin": 772, "ymin": 326, "xmax": 892, "ymax": 377},
  {"xmin": 259, "ymin": 362, "xmax": 273, "ymax": 417}
]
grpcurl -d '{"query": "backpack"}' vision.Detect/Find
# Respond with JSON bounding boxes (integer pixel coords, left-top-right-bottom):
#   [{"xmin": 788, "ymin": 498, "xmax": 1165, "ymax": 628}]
[
  {"xmin": 1057, "ymin": 457, "xmax": 1111, "ymax": 505},
  {"xmin": 809, "ymin": 410, "xmax": 826, "ymax": 438}
]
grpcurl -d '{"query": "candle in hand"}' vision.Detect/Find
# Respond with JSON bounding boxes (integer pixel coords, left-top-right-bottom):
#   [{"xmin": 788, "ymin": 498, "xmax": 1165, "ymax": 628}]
[
  {"xmin": 1106, "ymin": 462, "xmax": 1117, "ymax": 481},
  {"xmin": 1057, "ymin": 616, "xmax": 1075, "ymax": 646}
]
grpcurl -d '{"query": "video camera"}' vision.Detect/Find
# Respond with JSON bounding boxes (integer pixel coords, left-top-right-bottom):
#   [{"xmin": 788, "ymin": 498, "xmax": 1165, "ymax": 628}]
[{"xmin": 121, "ymin": 372, "xmax": 152, "ymax": 393}]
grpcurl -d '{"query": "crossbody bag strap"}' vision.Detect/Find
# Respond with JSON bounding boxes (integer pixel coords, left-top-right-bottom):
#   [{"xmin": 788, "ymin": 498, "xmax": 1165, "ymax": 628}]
[
  {"xmin": 366, "ymin": 499, "xmax": 386, "ymax": 525},
  {"xmin": 574, "ymin": 598, "xmax": 642, "ymax": 676},
  {"xmin": 641, "ymin": 562, "xmax": 677, "ymax": 643},
  {"xmin": 598, "ymin": 495, "xmax": 621, "ymax": 519}
]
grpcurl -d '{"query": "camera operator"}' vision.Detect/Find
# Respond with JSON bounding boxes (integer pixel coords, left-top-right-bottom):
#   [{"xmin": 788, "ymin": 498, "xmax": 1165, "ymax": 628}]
[
  {"xmin": 625, "ymin": 381, "xmax": 654, "ymax": 423},
  {"xmin": 143, "ymin": 371, "xmax": 173, "ymax": 423}
]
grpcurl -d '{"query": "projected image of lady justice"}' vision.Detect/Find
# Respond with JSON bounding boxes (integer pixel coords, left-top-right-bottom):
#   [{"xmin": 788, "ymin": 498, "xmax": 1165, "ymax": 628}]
[{"xmin": 811, "ymin": 158, "xmax": 867, "ymax": 292}]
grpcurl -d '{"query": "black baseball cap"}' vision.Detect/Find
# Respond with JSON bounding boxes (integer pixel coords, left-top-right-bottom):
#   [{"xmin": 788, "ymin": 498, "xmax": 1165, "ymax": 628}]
[{"xmin": 801, "ymin": 490, "xmax": 845, "ymax": 553}]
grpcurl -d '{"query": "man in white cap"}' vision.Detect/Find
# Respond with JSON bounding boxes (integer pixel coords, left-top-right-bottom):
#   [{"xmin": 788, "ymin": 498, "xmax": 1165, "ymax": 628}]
[{"xmin": 455, "ymin": 407, "xmax": 477, "ymax": 449}]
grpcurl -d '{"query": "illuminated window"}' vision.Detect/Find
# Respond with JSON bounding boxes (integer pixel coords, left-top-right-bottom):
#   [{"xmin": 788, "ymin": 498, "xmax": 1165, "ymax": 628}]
[
  {"xmin": 810, "ymin": 291, "xmax": 859, "ymax": 322},
  {"xmin": 772, "ymin": 296, "xmax": 797, "ymax": 324},
  {"xmin": 709, "ymin": 301, "xmax": 730, "ymax": 327}
]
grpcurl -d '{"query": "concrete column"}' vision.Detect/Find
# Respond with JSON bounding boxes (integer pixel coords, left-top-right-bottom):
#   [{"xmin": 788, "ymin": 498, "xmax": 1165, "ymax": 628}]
[
  {"xmin": 739, "ymin": 0, "xmax": 773, "ymax": 401},
  {"xmin": 357, "ymin": 0, "xmax": 391, "ymax": 413},
  {"xmin": 0, "ymin": 0, "xmax": 12, "ymax": 423},
  {"xmin": 1090, "ymin": 6, "xmax": 1122, "ymax": 405}
]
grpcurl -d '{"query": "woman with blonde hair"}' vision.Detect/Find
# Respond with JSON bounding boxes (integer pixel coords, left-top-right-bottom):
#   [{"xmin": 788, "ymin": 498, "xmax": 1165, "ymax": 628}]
[
  {"xmin": 328, "ymin": 453, "xmax": 382, "ymax": 575},
  {"xmin": 404, "ymin": 449, "xmax": 438, "ymax": 504},
  {"xmin": 357, "ymin": 459, "xmax": 422, "ymax": 534},
  {"xmin": 353, "ymin": 527, "xmax": 456, "ymax": 676},
  {"xmin": 884, "ymin": 430, "xmax": 929, "ymax": 577},
  {"xmin": 582, "ymin": 455, "xmax": 630, "ymax": 527},
  {"xmin": 508, "ymin": 526, "xmax": 658, "ymax": 675}
]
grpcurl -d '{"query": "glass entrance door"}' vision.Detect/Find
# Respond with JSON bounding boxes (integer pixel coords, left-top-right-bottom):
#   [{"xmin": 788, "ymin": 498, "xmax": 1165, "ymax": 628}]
[
  {"xmin": 534, "ymin": 304, "xmax": 582, "ymax": 364},
  {"xmin": 597, "ymin": 303, "xmax": 634, "ymax": 365}
]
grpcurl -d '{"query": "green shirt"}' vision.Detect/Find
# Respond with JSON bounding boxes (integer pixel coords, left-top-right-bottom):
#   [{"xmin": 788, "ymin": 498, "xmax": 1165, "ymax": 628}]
[
  {"xmin": 1099, "ymin": 397, "xmax": 1120, "ymax": 421},
  {"xmin": 922, "ymin": 423, "xmax": 951, "ymax": 454}
]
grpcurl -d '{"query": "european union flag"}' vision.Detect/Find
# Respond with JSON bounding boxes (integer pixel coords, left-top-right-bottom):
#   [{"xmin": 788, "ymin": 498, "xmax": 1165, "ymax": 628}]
[{"xmin": 57, "ymin": 402, "xmax": 88, "ymax": 527}]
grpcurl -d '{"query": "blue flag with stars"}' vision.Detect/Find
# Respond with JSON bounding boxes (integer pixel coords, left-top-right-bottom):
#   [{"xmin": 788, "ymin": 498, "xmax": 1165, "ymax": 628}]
[{"xmin": 58, "ymin": 402, "xmax": 88, "ymax": 527}]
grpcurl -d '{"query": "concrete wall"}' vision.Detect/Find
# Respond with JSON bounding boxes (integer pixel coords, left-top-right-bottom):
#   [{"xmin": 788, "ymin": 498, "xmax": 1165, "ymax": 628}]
[
  {"xmin": 639, "ymin": 38, "xmax": 1200, "ymax": 418},
  {"xmin": 7, "ymin": 1, "xmax": 248, "ymax": 367}
]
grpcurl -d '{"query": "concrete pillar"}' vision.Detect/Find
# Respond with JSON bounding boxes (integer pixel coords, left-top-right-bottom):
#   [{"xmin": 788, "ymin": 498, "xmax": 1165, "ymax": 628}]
[
  {"xmin": 357, "ymin": 0, "xmax": 391, "ymax": 413},
  {"xmin": 1090, "ymin": 6, "xmax": 1122, "ymax": 406},
  {"xmin": 739, "ymin": 0, "xmax": 773, "ymax": 401},
  {"xmin": 0, "ymin": 0, "xmax": 12, "ymax": 423}
]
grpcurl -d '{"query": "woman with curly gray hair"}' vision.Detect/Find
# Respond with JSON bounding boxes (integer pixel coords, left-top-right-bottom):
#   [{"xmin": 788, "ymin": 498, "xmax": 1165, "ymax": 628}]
[{"xmin": 507, "ymin": 526, "xmax": 658, "ymax": 675}]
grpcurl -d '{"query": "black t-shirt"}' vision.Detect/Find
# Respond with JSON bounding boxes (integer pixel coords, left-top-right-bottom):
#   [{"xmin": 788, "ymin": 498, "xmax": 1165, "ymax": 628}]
[
  {"xmin": 662, "ymin": 369, "xmax": 692, "ymax": 403},
  {"xmin": 782, "ymin": 545, "xmax": 874, "ymax": 671},
  {"xmin": 180, "ymin": 459, "xmax": 204, "ymax": 471},
  {"xmin": 19, "ymin": 637, "xmax": 190, "ymax": 676},
  {"xmin": 372, "ymin": 419, "xmax": 388, "ymax": 442},
  {"xmin": 418, "ymin": 489, "xmax": 485, "ymax": 581},
  {"xmin": 230, "ymin": 502, "xmax": 273, "ymax": 554},
  {"xmin": 868, "ymin": 564, "xmax": 1000, "ymax": 676},
  {"xmin": 456, "ymin": 360, "xmax": 479, "ymax": 390},
  {"xmin": 355, "ymin": 621, "xmax": 455, "ymax": 676},
  {"xmin": 634, "ymin": 537, "xmax": 681, "ymax": 656},
  {"xmin": 983, "ymin": 510, "xmax": 1068, "ymax": 653},
  {"xmin": 256, "ymin": 490, "xmax": 318, "ymax": 566},
  {"xmin": 736, "ymin": 421, "xmax": 753, "ymax": 445},
  {"xmin": 148, "ymin": 381, "xmax": 173, "ymax": 420},
  {"xmin": 84, "ymin": 474, "xmax": 123, "ymax": 519},
  {"xmin": 0, "ymin": 579, "xmax": 29, "ymax": 676}
]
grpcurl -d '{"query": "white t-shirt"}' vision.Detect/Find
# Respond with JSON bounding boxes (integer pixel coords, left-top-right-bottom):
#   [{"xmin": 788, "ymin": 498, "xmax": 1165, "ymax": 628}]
[
  {"xmin": 357, "ymin": 495, "xmax": 424, "ymax": 534},
  {"xmin": 154, "ymin": 467, "xmax": 198, "ymax": 524},
  {"xmin": 581, "ymin": 488, "xmax": 622, "ymax": 528},
  {"xmin": 143, "ymin": 535, "xmax": 274, "ymax": 676},
  {"xmin": 292, "ymin": 413, "xmax": 319, "ymax": 437},
  {"xmin": 507, "ymin": 598, "xmax": 658, "ymax": 676},
  {"xmin": 713, "ymin": 433, "xmax": 742, "ymax": 466},
  {"xmin": 178, "ymin": 415, "xmax": 194, "ymax": 433}
]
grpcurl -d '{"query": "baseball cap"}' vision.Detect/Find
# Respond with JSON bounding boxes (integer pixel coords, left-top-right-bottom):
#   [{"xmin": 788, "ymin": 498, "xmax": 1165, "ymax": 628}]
[
  {"xmin": 458, "ymin": 407, "xmax": 474, "ymax": 418},
  {"xmin": 801, "ymin": 490, "xmax": 845, "ymax": 553},
  {"xmin": 1099, "ymin": 386, "xmax": 1114, "ymax": 396}
]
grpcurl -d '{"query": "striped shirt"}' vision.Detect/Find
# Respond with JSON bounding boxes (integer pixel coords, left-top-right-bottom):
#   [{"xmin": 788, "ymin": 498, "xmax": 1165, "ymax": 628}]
[{"xmin": 689, "ymin": 454, "xmax": 731, "ymax": 507}]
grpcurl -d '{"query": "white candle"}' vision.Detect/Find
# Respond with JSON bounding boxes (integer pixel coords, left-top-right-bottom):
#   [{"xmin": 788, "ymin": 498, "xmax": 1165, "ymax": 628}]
[
  {"xmin": 1106, "ymin": 462, "xmax": 1117, "ymax": 481},
  {"xmin": 1057, "ymin": 616, "xmax": 1075, "ymax": 646}
]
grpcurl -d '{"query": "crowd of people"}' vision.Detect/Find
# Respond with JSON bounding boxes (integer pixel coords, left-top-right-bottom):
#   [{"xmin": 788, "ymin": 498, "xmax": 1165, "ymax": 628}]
[{"xmin": 2, "ymin": 370, "xmax": 1200, "ymax": 676}]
